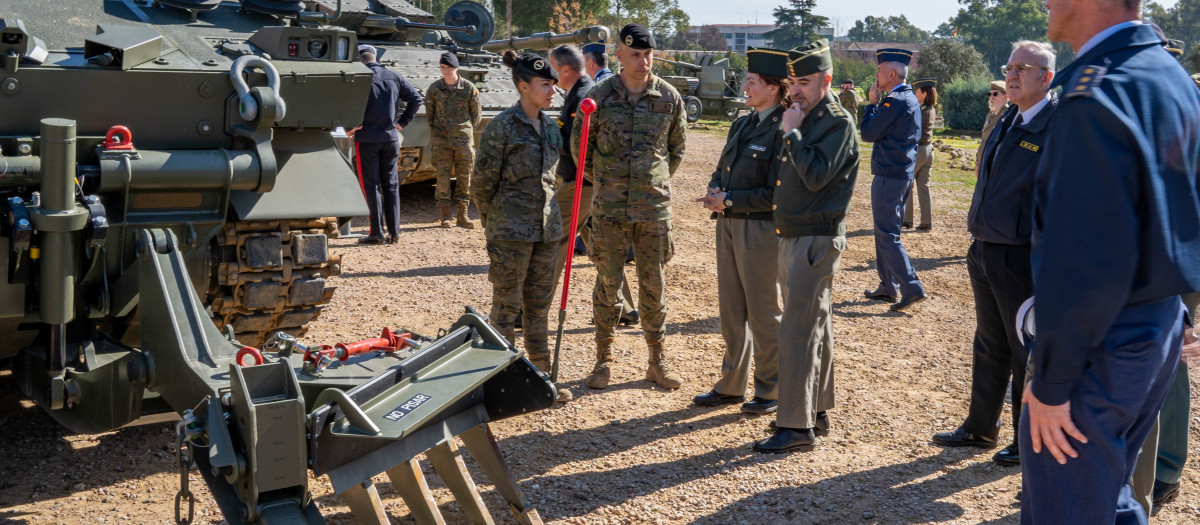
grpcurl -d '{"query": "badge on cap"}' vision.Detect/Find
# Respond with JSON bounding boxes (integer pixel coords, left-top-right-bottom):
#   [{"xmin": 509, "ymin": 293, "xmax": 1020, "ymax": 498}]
[
  {"xmin": 534, "ymin": 59, "xmax": 546, "ymax": 70},
  {"xmin": 625, "ymin": 35, "xmax": 633, "ymax": 46}
]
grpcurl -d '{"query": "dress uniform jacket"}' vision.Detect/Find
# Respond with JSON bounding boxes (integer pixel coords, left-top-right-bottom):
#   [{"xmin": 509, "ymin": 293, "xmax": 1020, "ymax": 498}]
[
  {"xmin": 860, "ymin": 84, "xmax": 921, "ymax": 179},
  {"xmin": 708, "ymin": 108, "xmax": 784, "ymax": 219},
  {"xmin": 775, "ymin": 93, "xmax": 860, "ymax": 236}
]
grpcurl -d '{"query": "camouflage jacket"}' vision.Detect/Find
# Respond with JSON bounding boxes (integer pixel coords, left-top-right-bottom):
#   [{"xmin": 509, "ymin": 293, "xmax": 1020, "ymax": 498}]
[
  {"xmin": 426, "ymin": 77, "xmax": 482, "ymax": 142},
  {"xmin": 572, "ymin": 74, "xmax": 687, "ymax": 222},
  {"xmin": 838, "ymin": 89, "xmax": 861, "ymax": 116},
  {"xmin": 471, "ymin": 104, "xmax": 564, "ymax": 243}
]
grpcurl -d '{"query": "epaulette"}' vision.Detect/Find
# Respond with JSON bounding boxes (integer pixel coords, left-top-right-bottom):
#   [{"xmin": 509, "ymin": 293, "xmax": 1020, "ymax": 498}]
[
  {"xmin": 1067, "ymin": 65, "xmax": 1106, "ymax": 98},
  {"xmin": 826, "ymin": 102, "xmax": 845, "ymax": 118}
]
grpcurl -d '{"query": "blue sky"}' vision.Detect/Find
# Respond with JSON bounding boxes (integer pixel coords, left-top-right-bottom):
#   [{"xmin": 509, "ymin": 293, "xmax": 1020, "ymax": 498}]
[{"xmin": 681, "ymin": 0, "xmax": 1181, "ymax": 35}]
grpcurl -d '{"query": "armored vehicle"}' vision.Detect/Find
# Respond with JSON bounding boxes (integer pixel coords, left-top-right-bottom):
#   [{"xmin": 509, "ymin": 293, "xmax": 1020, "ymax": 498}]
[
  {"xmin": 655, "ymin": 55, "xmax": 747, "ymax": 122},
  {"xmin": 0, "ymin": 1, "xmax": 566, "ymax": 523}
]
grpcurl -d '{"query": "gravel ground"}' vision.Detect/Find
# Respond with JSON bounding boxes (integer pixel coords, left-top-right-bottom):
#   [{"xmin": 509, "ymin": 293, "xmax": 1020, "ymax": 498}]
[{"xmin": 2, "ymin": 125, "xmax": 1199, "ymax": 524}]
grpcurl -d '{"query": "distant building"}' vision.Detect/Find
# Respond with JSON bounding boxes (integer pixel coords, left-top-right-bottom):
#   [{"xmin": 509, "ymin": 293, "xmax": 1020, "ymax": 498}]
[{"xmin": 686, "ymin": 25, "xmax": 836, "ymax": 53}]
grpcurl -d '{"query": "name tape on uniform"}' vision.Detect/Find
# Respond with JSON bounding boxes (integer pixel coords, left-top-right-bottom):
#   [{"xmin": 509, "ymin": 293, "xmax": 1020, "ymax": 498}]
[{"xmin": 1019, "ymin": 140, "xmax": 1041, "ymax": 153}]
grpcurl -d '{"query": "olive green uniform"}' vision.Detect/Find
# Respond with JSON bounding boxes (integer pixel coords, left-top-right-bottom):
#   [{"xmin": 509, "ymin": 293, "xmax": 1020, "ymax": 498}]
[
  {"xmin": 471, "ymin": 104, "xmax": 563, "ymax": 358},
  {"xmin": 427, "ymin": 77, "xmax": 482, "ymax": 205},
  {"xmin": 573, "ymin": 74, "xmax": 687, "ymax": 373},
  {"xmin": 774, "ymin": 93, "xmax": 859, "ymax": 430},
  {"xmin": 904, "ymin": 104, "xmax": 935, "ymax": 228},
  {"xmin": 838, "ymin": 88, "xmax": 862, "ymax": 123},
  {"xmin": 709, "ymin": 107, "xmax": 784, "ymax": 400}
]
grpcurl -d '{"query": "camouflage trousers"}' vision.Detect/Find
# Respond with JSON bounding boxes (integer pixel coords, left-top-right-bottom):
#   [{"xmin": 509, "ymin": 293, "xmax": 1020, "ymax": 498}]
[
  {"xmin": 433, "ymin": 139, "xmax": 473, "ymax": 206},
  {"xmin": 487, "ymin": 237, "xmax": 558, "ymax": 357},
  {"xmin": 590, "ymin": 219, "xmax": 674, "ymax": 341}
]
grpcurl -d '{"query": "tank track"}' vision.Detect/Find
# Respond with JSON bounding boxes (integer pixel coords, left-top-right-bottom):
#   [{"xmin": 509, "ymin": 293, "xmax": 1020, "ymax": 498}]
[{"xmin": 207, "ymin": 218, "xmax": 342, "ymax": 347}]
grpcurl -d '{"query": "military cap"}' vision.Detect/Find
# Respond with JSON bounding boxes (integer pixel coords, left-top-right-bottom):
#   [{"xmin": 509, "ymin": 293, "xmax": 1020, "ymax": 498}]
[
  {"xmin": 990, "ymin": 80, "xmax": 1006, "ymax": 94},
  {"xmin": 746, "ymin": 47, "xmax": 789, "ymax": 78},
  {"xmin": 1166, "ymin": 39, "xmax": 1185, "ymax": 59},
  {"xmin": 786, "ymin": 39, "xmax": 832, "ymax": 78},
  {"xmin": 842, "ymin": 79, "xmax": 855, "ymax": 85},
  {"xmin": 582, "ymin": 41, "xmax": 607, "ymax": 55},
  {"xmin": 912, "ymin": 78, "xmax": 937, "ymax": 90},
  {"xmin": 357, "ymin": 44, "xmax": 376, "ymax": 56},
  {"xmin": 875, "ymin": 48, "xmax": 913, "ymax": 66},
  {"xmin": 440, "ymin": 51, "xmax": 460, "ymax": 68},
  {"xmin": 513, "ymin": 52, "xmax": 558, "ymax": 81},
  {"xmin": 619, "ymin": 24, "xmax": 656, "ymax": 49}
]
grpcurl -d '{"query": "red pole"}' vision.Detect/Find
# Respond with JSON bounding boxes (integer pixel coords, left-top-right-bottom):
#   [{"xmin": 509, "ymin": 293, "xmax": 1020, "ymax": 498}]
[{"xmin": 551, "ymin": 97, "xmax": 597, "ymax": 383}]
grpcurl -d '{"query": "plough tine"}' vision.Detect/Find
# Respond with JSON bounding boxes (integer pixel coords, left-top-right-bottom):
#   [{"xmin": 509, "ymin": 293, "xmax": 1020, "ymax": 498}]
[
  {"xmin": 459, "ymin": 425, "xmax": 544, "ymax": 525},
  {"xmin": 385, "ymin": 459, "xmax": 447, "ymax": 525},
  {"xmin": 425, "ymin": 439, "xmax": 495, "ymax": 525},
  {"xmin": 342, "ymin": 480, "xmax": 391, "ymax": 525}
]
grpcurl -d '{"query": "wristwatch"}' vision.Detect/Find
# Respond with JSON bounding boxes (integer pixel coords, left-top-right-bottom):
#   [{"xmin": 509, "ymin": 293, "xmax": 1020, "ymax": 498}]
[{"xmin": 724, "ymin": 192, "xmax": 733, "ymax": 208}]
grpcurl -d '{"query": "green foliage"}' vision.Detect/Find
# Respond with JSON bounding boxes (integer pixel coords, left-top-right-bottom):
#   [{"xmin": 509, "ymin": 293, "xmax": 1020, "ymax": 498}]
[
  {"xmin": 765, "ymin": 0, "xmax": 830, "ymax": 50},
  {"xmin": 847, "ymin": 16, "xmax": 930, "ymax": 43},
  {"xmin": 941, "ymin": 77, "xmax": 992, "ymax": 131},
  {"xmin": 603, "ymin": 0, "xmax": 690, "ymax": 42},
  {"xmin": 831, "ymin": 54, "xmax": 876, "ymax": 88},
  {"xmin": 914, "ymin": 39, "xmax": 989, "ymax": 84},
  {"xmin": 672, "ymin": 25, "xmax": 729, "ymax": 51},
  {"xmin": 934, "ymin": 0, "xmax": 1051, "ymax": 75},
  {"xmin": 1145, "ymin": 0, "xmax": 1200, "ymax": 74}
]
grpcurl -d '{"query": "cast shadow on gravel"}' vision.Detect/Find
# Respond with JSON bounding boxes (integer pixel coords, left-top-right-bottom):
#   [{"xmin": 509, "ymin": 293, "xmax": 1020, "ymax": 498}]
[
  {"xmin": 840, "ymin": 255, "xmax": 966, "ymax": 275},
  {"xmin": 559, "ymin": 315, "xmax": 721, "ymax": 336},
  {"xmin": 339, "ymin": 264, "xmax": 490, "ymax": 279}
]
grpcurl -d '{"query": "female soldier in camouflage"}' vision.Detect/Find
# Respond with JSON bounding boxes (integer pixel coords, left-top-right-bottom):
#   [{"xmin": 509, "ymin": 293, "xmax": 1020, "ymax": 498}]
[{"xmin": 470, "ymin": 50, "xmax": 571, "ymax": 402}]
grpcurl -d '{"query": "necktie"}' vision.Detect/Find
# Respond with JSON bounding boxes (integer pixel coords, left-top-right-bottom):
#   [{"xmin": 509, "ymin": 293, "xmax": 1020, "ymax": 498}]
[{"xmin": 739, "ymin": 112, "xmax": 760, "ymax": 143}]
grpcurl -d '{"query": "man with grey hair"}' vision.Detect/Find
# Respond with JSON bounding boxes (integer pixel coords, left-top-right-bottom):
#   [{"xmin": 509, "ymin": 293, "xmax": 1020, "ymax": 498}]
[
  {"xmin": 860, "ymin": 49, "xmax": 926, "ymax": 312},
  {"xmin": 932, "ymin": 39, "xmax": 1058, "ymax": 468}
]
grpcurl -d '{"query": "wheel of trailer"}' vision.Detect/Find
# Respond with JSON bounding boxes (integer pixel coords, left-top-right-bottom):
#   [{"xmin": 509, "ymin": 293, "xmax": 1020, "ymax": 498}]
[
  {"xmin": 684, "ymin": 96, "xmax": 703, "ymax": 123},
  {"xmin": 206, "ymin": 217, "xmax": 343, "ymax": 347}
]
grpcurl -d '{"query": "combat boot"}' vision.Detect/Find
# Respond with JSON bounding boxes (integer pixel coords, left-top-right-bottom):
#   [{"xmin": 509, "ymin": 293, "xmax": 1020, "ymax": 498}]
[
  {"xmin": 455, "ymin": 202, "xmax": 476, "ymax": 229},
  {"xmin": 585, "ymin": 338, "xmax": 614, "ymax": 389},
  {"xmin": 646, "ymin": 340, "xmax": 682, "ymax": 389},
  {"xmin": 528, "ymin": 354, "xmax": 573, "ymax": 403},
  {"xmin": 439, "ymin": 206, "xmax": 453, "ymax": 228}
]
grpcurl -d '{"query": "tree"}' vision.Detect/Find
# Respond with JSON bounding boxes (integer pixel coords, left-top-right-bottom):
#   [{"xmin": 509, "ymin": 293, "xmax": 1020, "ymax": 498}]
[
  {"xmin": 764, "ymin": 0, "xmax": 830, "ymax": 50},
  {"xmin": 914, "ymin": 39, "xmax": 989, "ymax": 84},
  {"xmin": 672, "ymin": 25, "xmax": 729, "ymax": 51},
  {"xmin": 847, "ymin": 16, "xmax": 931, "ymax": 43},
  {"xmin": 934, "ymin": 0, "xmax": 1051, "ymax": 75},
  {"xmin": 490, "ymin": 0, "xmax": 607, "ymax": 37},
  {"xmin": 602, "ymin": 0, "xmax": 690, "ymax": 44},
  {"xmin": 1145, "ymin": 0, "xmax": 1200, "ymax": 73},
  {"xmin": 549, "ymin": 0, "xmax": 600, "ymax": 33},
  {"xmin": 831, "ymin": 54, "xmax": 876, "ymax": 90}
]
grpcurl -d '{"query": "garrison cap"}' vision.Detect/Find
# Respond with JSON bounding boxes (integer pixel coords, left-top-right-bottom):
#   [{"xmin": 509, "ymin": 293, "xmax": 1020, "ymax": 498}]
[
  {"xmin": 357, "ymin": 44, "xmax": 376, "ymax": 56},
  {"xmin": 619, "ymin": 24, "xmax": 656, "ymax": 49},
  {"xmin": 746, "ymin": 47, "xmax": 789, "ymax": 78},
  {"xmin": 582, "ymin": 41, "xmax": 607, "ymax": 55},
  {"xmin": 912, "ymin": 78, "xmax": 937, "ymax": 90},
  {"xmin": 513, "ymin": 52, "xmax": 558, "ymax": 81},
  {"xmin": 1166, "ymin": 39, "xmax": 1185, "ymax": 59},
  {"xmin": 990, "ymin": 80, "xmax": 1006, "ymax": 94},
  {"xmin": 787, "ymin": 39, "xmax": 832, "ymax": 78},
  {"xmin": 440, "ymin": 51, "xmax": 460, "ymax": 68},
  {"xmin": 875, "ymin": 48, "xmax": 913, "ymax": 66}
]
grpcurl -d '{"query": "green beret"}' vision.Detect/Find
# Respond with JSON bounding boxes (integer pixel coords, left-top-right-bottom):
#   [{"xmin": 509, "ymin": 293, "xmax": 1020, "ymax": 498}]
[
  {"xmin": 746, "ymin": 47, "xmax": 789, "ymax": 78},
  {"xmin": 912, "ymin": 78, "xmax": 937, "ymax": 90},
  {"xmin": 787, "ymin": 39, "xmax": 832, "ymax": 78}
]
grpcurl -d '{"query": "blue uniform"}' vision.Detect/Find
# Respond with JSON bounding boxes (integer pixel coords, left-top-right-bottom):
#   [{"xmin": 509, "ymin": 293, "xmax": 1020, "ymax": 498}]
[
  {"xmin": 593, "ymin": 68, "xmax": 613, "ymax": 83},
  {"xmin": 355, "ymin": 62, "xmax": 423, "ymax": 240},
  {"xmin": 860, "ymin": 84, "xmax": 924, "ymax": 298},
  {"xmin": 1022, "ymin": 22, "xmax": 1200, "ymax": 525}
]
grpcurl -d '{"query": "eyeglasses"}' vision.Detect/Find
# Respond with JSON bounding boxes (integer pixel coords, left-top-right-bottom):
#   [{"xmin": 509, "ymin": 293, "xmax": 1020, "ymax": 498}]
[
  {"xmin": 989, "ymin": 91, "xmax": 1002, "ymax": 97},
  {"xmin": 1001, "ymin": 63, "xmax": 1049, "ymax": 76}
]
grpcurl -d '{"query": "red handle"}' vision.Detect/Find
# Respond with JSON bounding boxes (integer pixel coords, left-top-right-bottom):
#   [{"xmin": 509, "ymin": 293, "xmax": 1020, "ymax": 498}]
[{"xmin": 559, "ymin": 99, "xmax": 596, "ymax": 311}]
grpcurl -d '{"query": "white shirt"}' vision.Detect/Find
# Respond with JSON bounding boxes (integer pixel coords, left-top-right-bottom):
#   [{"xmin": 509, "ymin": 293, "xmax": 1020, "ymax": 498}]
[
  {"xmin": 1076, "ymin": 20, "xmax": 1143, "ymax": 57},
  {"xmin": 1014, "ymin": 93, "xmax": 1053, "ymax": 128}
]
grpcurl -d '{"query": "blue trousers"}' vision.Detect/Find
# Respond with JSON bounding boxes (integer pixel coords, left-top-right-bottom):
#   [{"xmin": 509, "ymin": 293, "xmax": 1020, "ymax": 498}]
[
  {"xmin": 870, "ymin": 176, "xmax": 924, "ymax": 297},
  {"xmin": 1020, "ymin": 297, "xmax": 1184, "ymax": 525},
  {"xmin": 355, "ymin": 140, "xmax": 401, "ymax": 238}
]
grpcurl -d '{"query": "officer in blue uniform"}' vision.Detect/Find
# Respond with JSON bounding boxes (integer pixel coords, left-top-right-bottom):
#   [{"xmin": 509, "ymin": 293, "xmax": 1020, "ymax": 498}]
[
  {"xmin": 1021, "ymin": 4, "xmax": 1200, "ymax": 523},
  {"xmin": 583, "ymin": 41, "xmax": 613, "ymax": 83},
  {"xmin": 859, "ymin": 48, "xmax": 926, "ymax": 311}
]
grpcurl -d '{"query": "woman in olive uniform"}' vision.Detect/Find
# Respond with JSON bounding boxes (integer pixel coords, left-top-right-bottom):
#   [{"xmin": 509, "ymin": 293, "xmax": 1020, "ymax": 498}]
[
  {"xmin": 904, "ymin": 79, "xmax": 937, "ymax": 230},
  {"xmin": 471, "ymin": 51, "xmax": 571, "ymax": 401},
  {"xmin": 692, "ymin": 47, "xmax": 790, "ymax": 414}
]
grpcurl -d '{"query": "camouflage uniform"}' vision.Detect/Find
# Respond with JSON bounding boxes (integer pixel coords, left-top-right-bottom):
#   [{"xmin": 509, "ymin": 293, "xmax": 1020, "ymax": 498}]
[
  {"xmin": 838, "ymin": 88, "xmax": 862, "ymax": 123},
  {"xmin": 471, "ymin": 103, "xmax": 563, "ymax": 361},
  {"xmin": 572, "ymin": 74, "xmax": 687, "ymax": 389},
  {"xmin": 427, "ymin": 77, "xmax": 482, "ymax": 215}
]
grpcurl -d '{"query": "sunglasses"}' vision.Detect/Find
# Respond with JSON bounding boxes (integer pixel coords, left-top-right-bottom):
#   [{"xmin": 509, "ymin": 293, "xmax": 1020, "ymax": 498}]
[{"xmin": 989, "ymin": 91, "xmax": 1002, "ymax": 97}]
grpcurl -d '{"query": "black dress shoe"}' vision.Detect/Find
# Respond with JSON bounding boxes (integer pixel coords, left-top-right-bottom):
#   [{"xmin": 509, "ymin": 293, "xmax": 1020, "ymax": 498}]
[
  {"xmin": 357, "ymin": 234, "xmax": 385, "ymax": 245},
  {"xmin": 693, "ymin": 390, "xmax": 743, "ymax": 407},
  {"xmin": 741, "ymin": 397, "xmax": 778, "ymax": 414},
  {"xmin": 769, "ymin": 412, "xmax": 829, "ymax": 435},
  {"xmin": 902, "ymin": 222, "xmax": 913, "ymax": 229},
  {"xmin": 755, "ymin": 427, "xmax": 815, "ymax": 453},
  {"xmin": 993, "ymin": 442, "xmax": 1020, "ymax": 465},
  {"xmin": 386, "ymin": 235, "xmax": 398, "ymax": 244},
  {"xmin": 619, "ymin": 310, "xmax": 640, "ymax": 326},
  {"xmin": 932, "ymin": 427, "xmax": 997, "ymax": 449},
  {"xmin": 864, "ymin": 288, "xmax": 898, "ymax": 302},
  {"xmin": 890, "ymin": 291, "xmax": 928, "ymax": 312},
  {"xmin": 1153, "ymin": 479, "xmax": 1181, "ymax": 507},
  {"xmin": 916, "ymin": 225, "xmax": 932, "ymax": 231},
  {"xmin": 514, "ymin": 309, "xmax": 523, "ymax": 329}
]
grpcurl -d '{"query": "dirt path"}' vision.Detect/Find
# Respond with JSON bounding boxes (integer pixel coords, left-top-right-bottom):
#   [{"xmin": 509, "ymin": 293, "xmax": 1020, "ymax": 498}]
[{"xmin": 2, "ymin": 126, "xmax": 1198, "ymax": 525}]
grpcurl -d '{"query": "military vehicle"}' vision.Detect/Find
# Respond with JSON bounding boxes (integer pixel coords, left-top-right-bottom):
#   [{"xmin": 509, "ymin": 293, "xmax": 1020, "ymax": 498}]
[
  {"xmin": 0, "ymin": 1, "xmax": 568, "ymax": 523},
  {"xmin": 654, "ymin": 55, "xmax": 747, "ymax": 122}
]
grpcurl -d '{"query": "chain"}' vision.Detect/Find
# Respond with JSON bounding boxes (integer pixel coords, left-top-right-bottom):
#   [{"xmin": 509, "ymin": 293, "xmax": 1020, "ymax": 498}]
[{"xmin": 174, "ymin": 409, "xmax": 200, "ymax": 525}]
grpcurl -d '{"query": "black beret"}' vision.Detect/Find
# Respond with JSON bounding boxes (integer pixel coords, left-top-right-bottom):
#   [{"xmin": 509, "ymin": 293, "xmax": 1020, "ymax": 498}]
[
  {"xmin": 440, "ymin": 51, "xmax": 460, "ymax": 68},
  {"xmin": 912, "ymin": 78, "xmax": 937, "ymax": 90},
  {"xmin": 787, "ymin": 39, "xmax": 832, "ymax": 78},
  {"xmin": 746, "ymin": 47, "xmax": 789, "ymax": 78},
  {"xmin": 619, "ymin": 24, "xmax": 656, "ymax": 50},
  {"xmin": 876, "ymin": 48, "xmax": 913, "ymax": 66},
  {"xmin": 842, "ymin": 79, "xmax": 855, "ymax": 85},
  {"xmin": 515, "ymin": 52, "xmax": 558, "ymax": 81}
]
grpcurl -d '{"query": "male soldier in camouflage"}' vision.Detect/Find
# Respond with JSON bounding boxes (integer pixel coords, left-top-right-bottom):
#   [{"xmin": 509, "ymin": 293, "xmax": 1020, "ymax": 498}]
[
  {"xmin": 837, "ymin": 79, "xmax": 862, "ymax": 123},
  {"xmin": 573, "ymin": 24, "xmax": 688, "ymax": 390},
  {"xmin": 427, "ymin": 51, "xmax": 481, "ymax": 229}
]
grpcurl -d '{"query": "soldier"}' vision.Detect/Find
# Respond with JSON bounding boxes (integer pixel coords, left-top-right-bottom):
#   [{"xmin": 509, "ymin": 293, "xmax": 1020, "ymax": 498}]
[
  {"xmin": 903, "ymin": 79, "xmax": 937, "ymax": 231},
  {"xmin": 754, "ymin": 39, "xmax": 860, "ymax": 453},
  {"xmin": 1020, "ymin": 2, "xmax": 1200, "ymax": 523},
  {"xmin": 470, "ymin": 50, "xmax": 570, "ymax": 403},
  {"xmin": 349, "ymin": 44, "xmax": 423, "ymax": 245},
  {"xmin": 573, "ymin": 24, "xmax": 687, "ymax": 390},
  {"xmin": 837, "ymin": 79, "xmax": 861, "ymax": 123},
  {"xmin": 692, "ymin": 47, "xmax": 789, "ymax": 414},
  {"xmin": 860, "ymin": 48, "xmax": 926, "ymax": 312},
  {"xmin": 583, "ymin": 41, "xmax": 613, "ymax": 82},
  {"xmin": 427, "ymin": 51, "xmax": 481, "ymax": 229},
  {"xmin": 976, "ymin": 80, "xmax": 1009, "ymax": 177}
]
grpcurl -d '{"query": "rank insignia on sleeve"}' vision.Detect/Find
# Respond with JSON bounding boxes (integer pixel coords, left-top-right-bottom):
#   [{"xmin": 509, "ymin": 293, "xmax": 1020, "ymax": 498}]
[
  {"xmin": 1019, "ymin": 140, "xmax": 1040, "ymax": 153},
  {"xmin": 1068, "ymin": 65, "xmax": 1106, "ymax": 98}
]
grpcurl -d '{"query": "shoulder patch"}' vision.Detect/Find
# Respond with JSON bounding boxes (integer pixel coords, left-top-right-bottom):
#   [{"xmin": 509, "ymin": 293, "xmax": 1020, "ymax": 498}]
[{"xmin": 1067, "ymin": 65, "xmax": 1106, "ymax": 98}]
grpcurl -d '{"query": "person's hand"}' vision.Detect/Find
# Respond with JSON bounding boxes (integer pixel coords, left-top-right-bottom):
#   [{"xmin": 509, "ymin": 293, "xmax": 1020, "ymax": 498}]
[
  {"xmin": 395, "ymin": 123, "xmax": 404, "ymax": 132},
  {"xmin": 1023, "ymin": 382, "xmax": 1088, "ymax": 464},
  {"xmin": 346, "ymin": 126, "xmax": 362, "ymax": 139},
  {"xmin": 868, "ymin": 82, "xmax": 882, "ymax": 105},
  {"xmin": 1181, "ymin": 324, "xmax": 1200, "ymax": 364},
  {"xmin": 781, "ymin": 102, "xmax": 806, "ymax": 131}
]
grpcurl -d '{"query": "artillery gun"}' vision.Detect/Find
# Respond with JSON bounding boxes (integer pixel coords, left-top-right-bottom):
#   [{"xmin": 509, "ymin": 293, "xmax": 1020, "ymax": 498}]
[
  {"xmin": 654, "ymin": 55, "xmax": 747, "ymax": 122},
  {"xmin": 0, "ymin": 1, "xmax": 564, "ymax": 523}
]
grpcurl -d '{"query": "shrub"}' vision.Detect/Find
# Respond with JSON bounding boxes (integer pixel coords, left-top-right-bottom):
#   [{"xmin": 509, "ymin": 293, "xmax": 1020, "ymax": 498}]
[{"xmin": 941, "ymin": 77, "xmax": 993, "ymax": 131}]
